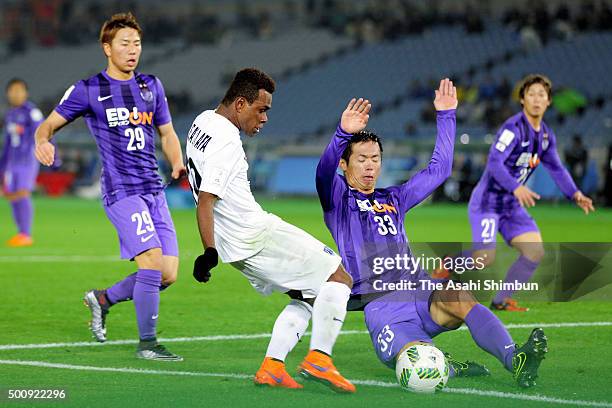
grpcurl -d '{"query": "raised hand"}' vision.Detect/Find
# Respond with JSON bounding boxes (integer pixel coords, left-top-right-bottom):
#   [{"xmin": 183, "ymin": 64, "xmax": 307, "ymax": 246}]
[
  {"xmin": 341, "ymin": 97, "xmax": 371, "ymax": 134},
  {"xmin": 433, "ymin": 78, "xmax": 458, "ymax": 111},
  {"xmin": 513, "ymin": 185, "xmax": 540, "ymax": 208},
  {"xmin": 573, "ymin": 191, "xmax": 595, "ymax": 215}
]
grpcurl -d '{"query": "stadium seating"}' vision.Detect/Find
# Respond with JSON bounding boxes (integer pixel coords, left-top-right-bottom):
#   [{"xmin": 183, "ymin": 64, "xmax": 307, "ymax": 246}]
[{"xmin": 262, "ymin": 24, "xmax": 519, "ymax": 138}]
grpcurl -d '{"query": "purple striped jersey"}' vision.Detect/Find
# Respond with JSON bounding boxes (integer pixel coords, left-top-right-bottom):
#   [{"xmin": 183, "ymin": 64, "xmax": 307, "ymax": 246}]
[
  {"xmin": 0, "ymin": 101, "xmax": 43, "ymax": 169},
  {"xmin": 469, "ymin": 111, "xmax": 578, "ymax": 213},
  {"xmin": 54, "ymin": 70, "xmax": 171, "ymax": 205},
  {"xmin": 316, "ymin": 110, "xmax": 456, "ymax": 295}
]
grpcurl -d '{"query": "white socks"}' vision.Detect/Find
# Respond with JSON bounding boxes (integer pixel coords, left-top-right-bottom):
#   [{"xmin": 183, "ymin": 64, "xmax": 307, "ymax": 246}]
[
  {"xmin": 265, "ymin": 299, "xmax": 312, "ymax": 361},
  {"xmin": 309, "ymin": 281, "xmax": 351, "ymax": 355}
]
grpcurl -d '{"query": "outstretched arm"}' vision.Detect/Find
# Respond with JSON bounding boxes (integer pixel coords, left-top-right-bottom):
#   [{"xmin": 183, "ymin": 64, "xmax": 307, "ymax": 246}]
[
  {"xmin": 399, "ymin": 78, "xmax": 458, "ymax": 212},
  {"xmin": 541, "ymin": 134, "xmax": 594, "ymax": 214},
  {"xmin": 316, "ymin": 97, "xmax": 370, "ymax": 211}
]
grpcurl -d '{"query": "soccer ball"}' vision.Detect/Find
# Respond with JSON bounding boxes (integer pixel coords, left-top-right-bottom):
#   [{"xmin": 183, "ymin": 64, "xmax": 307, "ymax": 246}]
[{"xmin": 395, "ymin": 344, "xmax": 449, "ymax": 393}]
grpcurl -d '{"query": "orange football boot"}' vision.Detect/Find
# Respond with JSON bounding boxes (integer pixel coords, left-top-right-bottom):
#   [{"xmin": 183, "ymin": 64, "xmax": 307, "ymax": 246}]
[
  {"xmin": 430, "ymin": 256, "xmax": 452, "ymax": 279},
  {"xmin": 6, "ymin": 233, "xmax": 33, "ymax": 247},
  {"xmin": 254, "ymin": 357, "xmax": 303, "ymax": 389},
  {"xmin": 490, "ymin": 298, "xmax": 529, "ymax": 312},
  {"xmin": 297, "ymin": 350, "xmax": 356, "ymax": 393}
]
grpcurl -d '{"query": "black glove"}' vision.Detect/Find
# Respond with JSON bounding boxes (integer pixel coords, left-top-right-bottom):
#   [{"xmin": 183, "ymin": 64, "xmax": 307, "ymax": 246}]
[{"xmin": 193, "ymin": 247, "xmax": 218, "ymax": 283}]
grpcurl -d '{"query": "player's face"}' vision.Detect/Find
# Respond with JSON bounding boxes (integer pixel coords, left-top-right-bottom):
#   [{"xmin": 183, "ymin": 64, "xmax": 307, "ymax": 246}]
[
  {"xmin": 238, "ymin": 89, "xmax": 271, "ymax": 137},
  {"xmin": 104, "ymin": 27, "xmax": 141, "ymax": 74},
  {"xmin": 340, "ymin": 141, "xmax": 381, "ymax": 193},
  {"xmin": 6, "ymin": 82, "xmax": 27, "ymax": 107},
  {"xmin": 521, "ymin": 83, "xmax": 550, "ymax": 119}
]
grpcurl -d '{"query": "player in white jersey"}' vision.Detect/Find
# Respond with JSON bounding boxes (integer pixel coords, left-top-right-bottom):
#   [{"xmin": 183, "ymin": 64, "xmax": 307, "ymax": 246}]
[{"xmin": 186, "ymin": 68, "xmax": 356, "ymax": 393}]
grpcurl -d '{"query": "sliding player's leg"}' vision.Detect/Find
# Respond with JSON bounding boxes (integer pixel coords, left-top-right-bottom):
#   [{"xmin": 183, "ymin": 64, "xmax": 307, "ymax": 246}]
[
  {"xmin": 430, "ymin": 288, "xmax": 547, "ymax": 387},
  {"xmin": 363, "ymin": 291, "xmax": 489, "ymax": 379}
]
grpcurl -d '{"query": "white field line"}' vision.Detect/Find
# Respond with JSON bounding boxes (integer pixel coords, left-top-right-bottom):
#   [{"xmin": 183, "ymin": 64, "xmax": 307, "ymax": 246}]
[
  {"xmin": 0, "ymin": 322, "xmax": 610, "ymax": 351},
  {"xmin": 0, "ymin": 359, "xmax": 610, "ymax": 407},
  {"xmin": 0, "ymin": 254, "xmax": 204, "ymax": 262},
  {"xmin": 0, "ymin": 255, "xmax": 120, "ymax": 263}
]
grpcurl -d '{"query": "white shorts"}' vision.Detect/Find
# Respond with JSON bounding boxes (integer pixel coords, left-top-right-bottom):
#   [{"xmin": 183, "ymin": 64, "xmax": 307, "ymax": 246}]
[{"xmin": 230, "ymin": 216, "xmax": 342, "ymax": 298}]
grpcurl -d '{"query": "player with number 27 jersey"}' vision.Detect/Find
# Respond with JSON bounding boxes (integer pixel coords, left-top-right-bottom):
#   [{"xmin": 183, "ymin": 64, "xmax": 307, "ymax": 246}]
[{"xmin": 468, "ymin": 110, "xmax": 578, "ymax": 244}]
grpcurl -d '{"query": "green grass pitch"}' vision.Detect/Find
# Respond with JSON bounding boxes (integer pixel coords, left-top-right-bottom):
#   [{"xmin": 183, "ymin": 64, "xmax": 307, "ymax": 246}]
[{"xmin": 0, "ymin": 197, "xmax": 611, "ymax": 407}]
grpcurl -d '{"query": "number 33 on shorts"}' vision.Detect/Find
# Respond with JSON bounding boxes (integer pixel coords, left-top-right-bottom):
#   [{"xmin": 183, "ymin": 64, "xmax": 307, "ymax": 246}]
[{"xmin": 377, "ymin": 324, "xmax": 395, "ymax": 355}]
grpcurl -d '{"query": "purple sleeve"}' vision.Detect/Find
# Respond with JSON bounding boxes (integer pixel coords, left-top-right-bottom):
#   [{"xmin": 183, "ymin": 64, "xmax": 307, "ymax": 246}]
[
  {"xmin": 541, "ymin": 132, "xmax": 579, "ymax": 199},
  {"xmin": 487, "ymin": 125, "xmax": 521, "ymax": 193},
  {"xmin": 153, "ymin": 77, "xmax": 172, "ymax": 127},
  {"xmin": 54, "ymin": 81, "xmax": 89, "ymax": 122},
  {"xmin": 396, "ymin": 109, "xmax": 456, "ymax": 213},
  {"xmin": 316, "ymin": 124, "xmax": 351, "ymax": 212},
  {"xmin": 0, "ymin": 135, "xmax": 8, "ymax": 173},
  {"xmin": 27, "ymin": 106, "xmax": 44, "ymax": 137}
]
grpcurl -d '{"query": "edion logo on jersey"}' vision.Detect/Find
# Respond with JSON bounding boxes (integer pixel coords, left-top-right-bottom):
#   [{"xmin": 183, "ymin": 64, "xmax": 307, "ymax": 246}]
[
  {"xmin": 356, "ymin": 199, "xmax": 397, "ymax": 214},
  {"xmin": 516, "ymin": 152, "xmax": 540, "ymax": 168},
  {"xmin": 105, "ymin": 107, "xmax": 154, "ymax": 127}
]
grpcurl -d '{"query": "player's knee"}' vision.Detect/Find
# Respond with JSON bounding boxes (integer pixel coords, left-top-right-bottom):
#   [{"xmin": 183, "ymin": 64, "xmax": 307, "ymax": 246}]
[
  {"xmin": 290, "ymin": 298, "xmax": 313, "ymax": 314},
  {"xmin": 434, "ymin": 290, "xmax": 477, "ymax": 320},
  {"xmin": 521, "ymin": 243, "xmax": 544, "ymax": 263},
  {"xmin": 474, "ymin": 249, "xmax": 496, "ymax": 268},
  {"xmin": 450, "ymin": 296, "xmax": 478, "ymax": 320},
  {"xmin": 161, "ymin": 271, "xmax": 177, "ymax": 286},
  {"xmin": 161, "ymin": 257, "xmax": 179, "ymax": 285},
  {"xmin": 328, "ymin": 264, "xmax": 353, "ymax": 289},
  {"xmin": 135, "ymin": 247, "xmax": 164, "ymax": 270}
]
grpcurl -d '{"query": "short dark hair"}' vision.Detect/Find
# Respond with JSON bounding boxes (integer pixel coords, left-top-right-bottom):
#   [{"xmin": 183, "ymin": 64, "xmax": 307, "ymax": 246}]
[
  {"xmin": 221, "ymin": 68, "xmax": 275, "ymax": 106},
  {"xmin": 100, "ymin": 12, "xmax": 142, "ymax": 45},
  {"xmin": 519, "ymin": 74, "xmax": 552, "ymax": 101},
  {"xmin": 6, "ymin": 78, "xmax": 27, "ymax": 91},
  {"xmin": 341, "ymin": 130, "xmax": 383, "ymax": 163}
]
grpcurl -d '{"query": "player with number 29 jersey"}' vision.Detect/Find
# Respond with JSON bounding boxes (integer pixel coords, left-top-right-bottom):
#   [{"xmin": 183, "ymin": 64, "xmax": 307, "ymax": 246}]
[
  {"xmin": 55, "ymin": 71, "xmax": 170, "ymax": 206},
  {"xmin": 34, "ymin": 13, "xmax": 185, "ymax": 360}
]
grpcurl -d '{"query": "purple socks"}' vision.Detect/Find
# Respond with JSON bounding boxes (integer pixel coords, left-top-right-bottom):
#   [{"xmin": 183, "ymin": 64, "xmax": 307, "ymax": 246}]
[
  {"xmin": 11, "ymin": 197, "xmax": 33, "ymax": 235},
  {"xmin": 106, "ymin": 272, "xmax": 137, "ymax": 304},
  {"xmin": 133, "ymin": 269, "xmax": 162, "ymax": 341},
  {"xmin": 106, "ymin": 272, "xmax": 170, "ymax": 305},
  {"xmin": 493, "ymin": 255, "xmax": 539, "ymax": 304},
  {"xmin": 464, "ymin": 304, "xmax": 515, "ymax": 371}
]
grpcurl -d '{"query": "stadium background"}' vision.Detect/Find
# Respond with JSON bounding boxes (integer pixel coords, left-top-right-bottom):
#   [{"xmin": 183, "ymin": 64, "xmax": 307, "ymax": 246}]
[
  {"xmin": 1, "ymin": 0, "xmax": 612, "ymax": 203},
  {"xmin": 1, "ymin": 1, "xmax": 611, "ymax": 407}
]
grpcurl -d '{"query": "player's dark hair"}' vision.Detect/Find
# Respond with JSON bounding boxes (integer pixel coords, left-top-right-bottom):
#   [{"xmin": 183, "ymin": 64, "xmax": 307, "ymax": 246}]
[
  {"xmin": 99, "ymin": 12, "xmax": 142, "ymax": 45},
  {"xmin": 519, "ymin": 74, "xmax": 552, "ymax": 101},
  {"xmin": 221, "ymin": 68, "xmax": 275, "ymax": 106},
  {"xmin": 6, "ymin": 78, "xmax": 27, "ymax": 91},
  {"xmin": 341, "ymin": 130, "xmax": 383, "ymax": 164}
]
